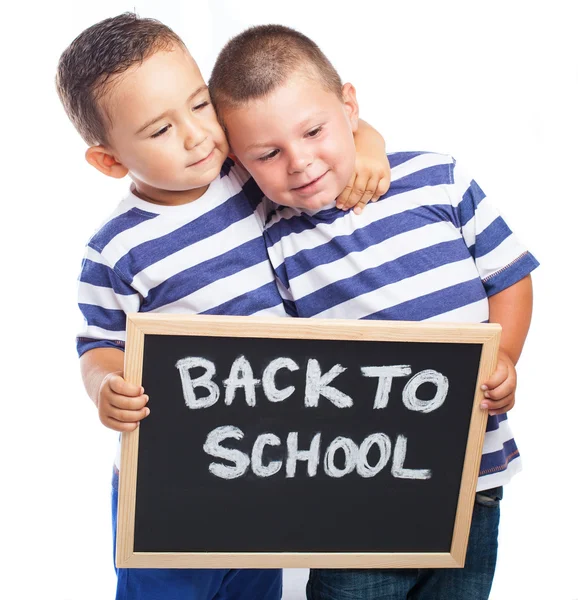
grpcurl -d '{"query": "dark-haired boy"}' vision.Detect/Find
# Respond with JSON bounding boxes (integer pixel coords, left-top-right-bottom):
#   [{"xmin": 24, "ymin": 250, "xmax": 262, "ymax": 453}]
[
  {"xmin": 57, "ymin": 13, "xmax": 389, "ymax": 600},
  {"xmin": 210, "ymin": 24, "xmax": 538, "ymax": 600}
]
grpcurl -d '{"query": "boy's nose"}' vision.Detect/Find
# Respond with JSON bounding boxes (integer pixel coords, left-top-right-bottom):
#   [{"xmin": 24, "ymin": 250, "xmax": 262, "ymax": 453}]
[
  {"xmin": 287, "ymin": 147, "xmax": 314, "ymax": 174},
  {"xmin": 183, "ymin": 122, "xmax": 206, "ymax": 150}
]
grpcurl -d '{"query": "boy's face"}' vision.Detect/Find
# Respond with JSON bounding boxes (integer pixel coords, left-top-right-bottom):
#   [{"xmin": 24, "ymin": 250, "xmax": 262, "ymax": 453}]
[
  {"xmin": 222, "ymin": 72, "xmax": 358, "ymax": 210},
  {"xmin": 99, "ymin": 46, "xmax": 228, "ymax": 205}
]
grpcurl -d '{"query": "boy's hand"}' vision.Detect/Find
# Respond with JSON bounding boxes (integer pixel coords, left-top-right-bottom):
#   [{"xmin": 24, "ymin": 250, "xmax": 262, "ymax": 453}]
[
  {"xmin": 336, "ymin": 154, "xmax": 391, "ymax": 214},
  {"xmin": 480, "ymin": 350, "xmax": 517, "ymax": 416},
  {"xmin": 97, "ymin": 371, "xmax": 150, "ymax": 432}
]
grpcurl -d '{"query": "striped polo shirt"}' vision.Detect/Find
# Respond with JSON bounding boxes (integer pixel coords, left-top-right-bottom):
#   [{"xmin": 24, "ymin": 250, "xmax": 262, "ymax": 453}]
[
  {"xmin": 76, "ymin": 159, "xmax": 286, "ymax": 358},
  {"xmin": 264, "ymin": 151, "xmax": 539, "ymax": 491}
]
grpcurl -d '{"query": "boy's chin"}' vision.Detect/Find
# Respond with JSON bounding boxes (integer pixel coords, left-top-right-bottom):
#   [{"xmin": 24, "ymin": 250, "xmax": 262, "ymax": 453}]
[{"xmin": 288, "ymin": 191, "xmax": 340, "ymax": 212}]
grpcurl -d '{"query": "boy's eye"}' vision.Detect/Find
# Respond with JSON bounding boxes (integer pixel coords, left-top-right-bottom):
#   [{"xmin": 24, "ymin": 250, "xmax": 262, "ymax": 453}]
[
  {"xmin": 306, "ymin": 126, "xmax": 323, "ymax": 138},
  {"xmin": 151, "ymin": 124, "xmax": 171, "ymax": 139},
  {"xmin": 259, "ymin": 149, "xmax": 280, "ymax": 162},
  {"xmin": 193, "ymin": 101, "xmax": 210, "ymax": 111}
]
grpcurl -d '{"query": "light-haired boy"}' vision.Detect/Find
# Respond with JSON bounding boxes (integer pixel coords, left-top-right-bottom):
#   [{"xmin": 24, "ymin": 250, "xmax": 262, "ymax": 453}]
[
  {"xmin": 210, "ymin": 24, "xmax": 539, "ymax": 600},
  {"xmin": 56, "ymin": 13, "xmax": 390, "ymax": 600}
]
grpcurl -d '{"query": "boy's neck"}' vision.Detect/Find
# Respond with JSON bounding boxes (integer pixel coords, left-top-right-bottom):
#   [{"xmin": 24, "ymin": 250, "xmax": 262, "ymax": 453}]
[{"xmin": 131, "ymin": 183, "xmax": 210, "ymax": 206}]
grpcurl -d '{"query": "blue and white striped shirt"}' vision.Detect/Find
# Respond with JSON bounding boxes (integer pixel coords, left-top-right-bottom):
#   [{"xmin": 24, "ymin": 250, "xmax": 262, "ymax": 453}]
[
  {"xmin": 264, "ymin": 151, "xmax": 539, "ymax": 491},
  {"xmin": 76, "ymin": 159, "xmax": 286, "ymax": 357}
]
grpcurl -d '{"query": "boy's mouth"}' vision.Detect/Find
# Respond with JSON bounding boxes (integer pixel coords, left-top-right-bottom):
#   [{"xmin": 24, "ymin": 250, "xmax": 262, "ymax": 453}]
[
  {"xmin": 292, "ymin": 171, "xmax": 328, "ymax": 194},
  {"xmin": 188, "ymin": 148, "xmax": 215, "ymax": 168}
]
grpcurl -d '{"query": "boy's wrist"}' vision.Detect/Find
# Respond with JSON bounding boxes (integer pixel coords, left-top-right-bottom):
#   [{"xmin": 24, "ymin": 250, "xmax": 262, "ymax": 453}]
[{"xmin": 497, "ymin": 347, "xmax": 515, "ymax": 367}]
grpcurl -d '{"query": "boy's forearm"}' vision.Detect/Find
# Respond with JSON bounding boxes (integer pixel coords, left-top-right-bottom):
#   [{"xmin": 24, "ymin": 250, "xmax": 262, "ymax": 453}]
[
  {"xmin": 354, "ymin": 119, "xmax": 386, "ymax": 155},
  {"xmin": 488, "ymin": 275, "xmax": 533, "ymax": 364},
  {"xmin": 80, "ymin": 347, "xmax": 125, "ymax": 407}
]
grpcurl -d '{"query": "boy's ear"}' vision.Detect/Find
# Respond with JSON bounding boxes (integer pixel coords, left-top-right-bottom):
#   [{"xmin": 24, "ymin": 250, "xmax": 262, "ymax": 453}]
[
  {"xmin": 85, "ymin": 146, "xmax": 129, "ymax": 179},
  {"xmin": 342, "ymin": 83, "xmax": 360, "ymax": 133}
]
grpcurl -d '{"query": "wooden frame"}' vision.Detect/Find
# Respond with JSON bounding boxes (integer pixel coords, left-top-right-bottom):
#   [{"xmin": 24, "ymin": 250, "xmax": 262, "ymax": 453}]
[{"xmin": 117, "ymin": 313, "xmax": 500, "ymax": 569}]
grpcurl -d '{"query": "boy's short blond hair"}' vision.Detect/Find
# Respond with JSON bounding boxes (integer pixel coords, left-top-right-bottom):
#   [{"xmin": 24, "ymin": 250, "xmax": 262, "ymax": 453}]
[
  {"xmin": 209, "ymin": 24, "xmax": 343, "ymax": 120},
  {"xmin": 56, "ymin": 12, "xmax": 184, "ymax": 146}
]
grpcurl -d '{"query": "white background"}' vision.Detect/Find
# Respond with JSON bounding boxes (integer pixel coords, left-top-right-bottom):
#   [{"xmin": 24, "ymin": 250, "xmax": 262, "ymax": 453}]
[{"xmin": 2, "ymin": 1, "xmax": 577, "ymax": 599}]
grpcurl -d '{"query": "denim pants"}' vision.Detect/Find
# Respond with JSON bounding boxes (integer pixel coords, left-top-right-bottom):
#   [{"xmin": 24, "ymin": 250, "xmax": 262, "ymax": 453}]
[
  {"xmin": 111, "ymin": 469, "xmax": 282, "ymax": 600},
  {"xmin": 307, "ymin": 487, "xmax": 503, "ymax": 600}
]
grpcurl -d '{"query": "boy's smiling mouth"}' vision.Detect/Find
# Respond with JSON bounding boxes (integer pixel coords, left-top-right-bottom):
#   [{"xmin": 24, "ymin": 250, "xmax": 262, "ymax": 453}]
[
  {"xmin": 292, "ymin": 170, "xmax": 329, "ymax": 194},
  {"xmin": 187, "ymin": 148, "xmax": 216, "ymax": 168}
]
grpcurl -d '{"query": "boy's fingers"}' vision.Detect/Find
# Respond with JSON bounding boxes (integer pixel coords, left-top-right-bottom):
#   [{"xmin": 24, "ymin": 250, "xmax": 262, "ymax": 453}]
[
  {"xmin": 334, "ymin": 168, "xmax": 383, "ymax": 211},
  {"xmin": 489, "ymin": 404, "xmax": 514, "ymax": 416},
  {"xmin": 106, "ymin": 405, "xmax": 150, "ymax": 424},
  {"xmin": 101, "ymin": 417, "xmax": 141, "ymax": 433},
  {"xmin": 353, "ymin": 185, "xmax": 377, "ymax": 214},
  {"xmin": 108, "ymin": 373, "xmax": 144, "ymax": 397},
  {"xmin": 486, "ymin": 395, "xmax": 515, "ymax": 415},
  {"xmin": 339, "ymin": 184, "xmax": 367, "ymax": 210},
  {"xmin": 335, "ymin": 173, "xmax": 356, "ymax": 209},
  {"xmin": 481, "ymin": 392, "xmax": 515, "ymax": 413},
  {"xmin": 352, "ymin": 197, "xmax": 372, "ymax": 215},
  {"xmin": 363, "ymin": 175, "xmax": 380, "ymax": 200},
  {"xmin": 111, "ymin": 393, "xmax": 149, "ymax": 411},
  {"xmin": 482, "ymin": 379, "xmax": 514, "ymax": 401},
  {"xmin": 372, "ymin": 176, "xmax": 390, "ymax": 201},
  {"xmin": 482, "ymin": 362, "xmax": 510, "ymax": 390}
]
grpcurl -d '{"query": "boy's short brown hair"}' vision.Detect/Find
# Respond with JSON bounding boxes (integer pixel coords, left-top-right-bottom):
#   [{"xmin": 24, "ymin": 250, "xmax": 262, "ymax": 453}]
[
  {"xmin": 209, "ymin": 24, "xmax": 342, "ymax": 119},
  {"xmin": 56, "ymin": 12, "xmax": 184, "ymax": 146}
]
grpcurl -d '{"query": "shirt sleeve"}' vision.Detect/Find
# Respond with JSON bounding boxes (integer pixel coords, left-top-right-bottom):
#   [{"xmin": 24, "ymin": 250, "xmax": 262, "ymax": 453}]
[
  {"xmin": 450, "ymin": 158, "xmax": 539, "ymax": 297},
  {"xmin": 76, "ymin": 245, "xmax": 141, "ymax": 357}
]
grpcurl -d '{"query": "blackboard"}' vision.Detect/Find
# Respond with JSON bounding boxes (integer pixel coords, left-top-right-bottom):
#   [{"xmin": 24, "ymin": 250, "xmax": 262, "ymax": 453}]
[{"xmin": 116, "ymin": 314, "xmax": 500, "ymax": 569}]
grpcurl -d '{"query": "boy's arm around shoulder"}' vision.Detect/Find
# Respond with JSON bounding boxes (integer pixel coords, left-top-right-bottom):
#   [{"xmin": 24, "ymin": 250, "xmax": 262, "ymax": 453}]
[
  {"xmin": 80, "ymin": 347, "xmax": 149, "ymax": 432},
  {"xmin": 481, "ymin": 274, "xmax": 533, "ymax": 415}
]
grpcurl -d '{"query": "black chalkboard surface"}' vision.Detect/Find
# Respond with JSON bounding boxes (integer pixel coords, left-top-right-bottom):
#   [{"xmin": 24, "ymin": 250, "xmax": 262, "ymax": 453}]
[{"xmin": 116, "ymin": 314, "xmax": 500, "ymax": 569}]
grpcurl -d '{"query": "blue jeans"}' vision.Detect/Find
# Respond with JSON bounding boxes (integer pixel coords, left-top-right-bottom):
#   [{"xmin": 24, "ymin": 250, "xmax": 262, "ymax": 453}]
[
  {"xmin": 307, "ymin": 487, "xmax": 503, "ymax": 600},
  {"xmin": 111, "ymin": 469, "xmax": 282, "ymax": 600}
]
